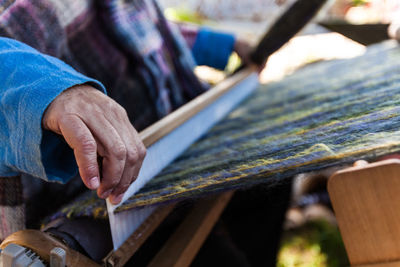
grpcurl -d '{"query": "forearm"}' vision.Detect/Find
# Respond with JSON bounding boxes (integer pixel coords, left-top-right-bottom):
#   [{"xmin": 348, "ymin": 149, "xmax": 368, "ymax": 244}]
[{"xmin": 0, "ymin": 37, "xmax": 105, "ymax": 182}]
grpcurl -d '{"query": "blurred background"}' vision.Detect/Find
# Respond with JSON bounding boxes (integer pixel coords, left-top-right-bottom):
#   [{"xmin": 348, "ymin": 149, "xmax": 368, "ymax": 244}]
[
  {"xmin": 160, "ymin": 0, "xmax": 399, "ymax": 83},
  {"xmin": 158, "ymin": 1, "xmax": 400, "ymax": 266}
]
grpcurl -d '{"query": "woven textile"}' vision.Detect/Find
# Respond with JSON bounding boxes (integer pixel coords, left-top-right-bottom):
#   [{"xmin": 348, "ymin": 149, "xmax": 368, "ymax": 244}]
[{"xmin": 51, "ymin": 41, "xmax": 400, "ymax": 219}]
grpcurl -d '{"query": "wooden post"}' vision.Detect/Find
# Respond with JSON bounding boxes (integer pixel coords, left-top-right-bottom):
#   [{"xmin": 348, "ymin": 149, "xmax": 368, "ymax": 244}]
[
  {"xmin": 328, "ymin": 159, "xmax": 400, "ymax": 266},
  {"xmin": 148, "ymin": 191, "xmax": 234, "ymax": 267}
]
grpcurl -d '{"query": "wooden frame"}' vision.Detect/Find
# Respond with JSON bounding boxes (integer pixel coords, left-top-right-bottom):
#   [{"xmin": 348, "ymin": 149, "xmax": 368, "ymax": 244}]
[
  {"xmin": 0, "ymin": 0, "xmax": 331, "ymax": 263},
  {"xmin": 103, "ymin": 192, "xmax": 234, "ymax": 267},
  {"xmin": 148, "ymin": 191, "xmax": 233, "ymax": 267},
  {"xmin": 8, "ymin": 157, "xmax": 400, "ymax": 267}
]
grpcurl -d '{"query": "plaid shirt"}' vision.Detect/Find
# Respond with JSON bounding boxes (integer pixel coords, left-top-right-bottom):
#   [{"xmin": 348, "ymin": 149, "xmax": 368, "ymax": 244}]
[{"xmin": 0, "ymin": 0, "xmax": 235, "ymax": 130}]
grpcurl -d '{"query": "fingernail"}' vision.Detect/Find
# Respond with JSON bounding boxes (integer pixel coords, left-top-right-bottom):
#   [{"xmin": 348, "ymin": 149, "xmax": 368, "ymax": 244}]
[
  {"xmin": 89, "ymin": 176, "xmax": 100, "ymax": 189},
  {"xmin": 111, "ymin": 193, "xmax": 124, "ymax": 205},
  {"xmin": 101, "ymin": 189, "xmax": 112, "ymax": 199}
]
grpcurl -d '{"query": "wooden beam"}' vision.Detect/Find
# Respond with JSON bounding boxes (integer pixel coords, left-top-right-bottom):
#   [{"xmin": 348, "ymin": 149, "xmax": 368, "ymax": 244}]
[
  {"xmin": 103, "ymin": 204, "xmax": 175, "ymax": 267},
  {"xmin": 148, "ymin": 191, "xmax": 234, "ymax": 267},
  {"xmin": 328, "ymin": 159, "xmax": 400, "ymax": 265},
  {"xmin": 139, "ymin": 69, "xmax": 254, "ymax": 147}
]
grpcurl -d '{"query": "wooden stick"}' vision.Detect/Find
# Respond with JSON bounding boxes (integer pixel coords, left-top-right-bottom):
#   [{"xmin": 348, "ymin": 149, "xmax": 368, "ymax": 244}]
[
  {"xmin": 250, "ymin": 0, "xmax": 327, "ymax": 66},
  {"xmin": 139, "ymin": 69, "xmax": 254, "ymax": 147},
  {"xmin": 148, "ymin": 191, "xmax": 234, "ymax": 267}
]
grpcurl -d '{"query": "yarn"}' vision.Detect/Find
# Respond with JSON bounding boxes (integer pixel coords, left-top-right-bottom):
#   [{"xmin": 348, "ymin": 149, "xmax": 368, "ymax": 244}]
[{"xmin": 120, "ymin": 41, "xmax": 400, "ymax": 211}]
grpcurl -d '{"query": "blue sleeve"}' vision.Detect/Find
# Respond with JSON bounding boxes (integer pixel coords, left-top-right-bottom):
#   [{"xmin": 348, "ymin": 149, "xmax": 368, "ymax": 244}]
[
  {"xmin": 191, "ymin": 27, "xmax": 236, "ymax": 70},
  {"xmin": 0, "ymin": 37, "xmax": 106, "ymax": 183}
]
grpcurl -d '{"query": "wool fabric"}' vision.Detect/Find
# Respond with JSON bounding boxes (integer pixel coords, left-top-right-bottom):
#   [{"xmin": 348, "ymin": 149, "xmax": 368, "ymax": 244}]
[{"xmin": 120, "ymin": 41, "xmax": 400, "ymax": 211}]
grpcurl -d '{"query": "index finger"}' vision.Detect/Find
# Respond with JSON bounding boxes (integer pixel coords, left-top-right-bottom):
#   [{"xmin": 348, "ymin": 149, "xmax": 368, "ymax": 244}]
[{"xmin": 58, "ymin": 115, "xmax": 100, "ymax": 190}]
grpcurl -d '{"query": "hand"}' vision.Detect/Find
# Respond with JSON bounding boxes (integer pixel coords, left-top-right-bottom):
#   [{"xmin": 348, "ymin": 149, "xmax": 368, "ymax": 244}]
[
  {"xmin": 389, "ymin": 19, "xmax": 400, "ymax": 41},
  {"xmin": 234, "ymin": 39, "xmax": 265, "ymax": 73},
  {"xmin": 42, "ymin": 85, "xmax": 146, "ymax": 205}
]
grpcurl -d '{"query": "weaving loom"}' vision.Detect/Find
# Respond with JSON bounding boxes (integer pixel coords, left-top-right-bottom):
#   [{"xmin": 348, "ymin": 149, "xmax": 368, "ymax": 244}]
[
  {"xmin": 2, "ymin": 40, "xmax": 400, "ymax": 266},
  {"xmin": 6, "ymin": 1, "xmax": 400, "ymax": 266},
  {"xmin": 54, "ymin": 40, "xmax": 400, "ymax": 213},
  {"xmin": 9, "ymin": 40, "xmax": 398, "ymax": 266},
  {"xmin": 1, "ymin": 0, "xmax": 334, "ymax": 265}
]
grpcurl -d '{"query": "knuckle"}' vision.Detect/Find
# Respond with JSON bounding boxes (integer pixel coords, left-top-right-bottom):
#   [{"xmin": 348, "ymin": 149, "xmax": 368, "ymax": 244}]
[
  {"xmin": 79, "ymin": 138, "xmax": 97, "ymax": 153},
  {"xmin": 139, "ymin": 145, "xmax": 147, "ymax": 159},
  {"xmin": 126, "ymin": 150, "xmax": 139, "ymax": 165},
  {"xmin": 115, "ymin": 183, "xmax": 130, "ymax": 194},
  {"xmin": 112, "ymin": 145, "xmax": 127, "ymax": 160},
  {"xmin": 119, "ymin": 106, "xmax": 128, "ymax": 117},
  {"xmin": 105, "ymin": 178, "xmax": 120, "ymax": 188},
  {"xmin": 58, "ymin": 115, "xmax": 71, "ymax": 126},
  {"xmin": 111, "ymin": 102, "xmax": 126, "ymax": 114},
  {"xmin": 80, "ymin": 164, "xmax": 97, "ymax": 176}
]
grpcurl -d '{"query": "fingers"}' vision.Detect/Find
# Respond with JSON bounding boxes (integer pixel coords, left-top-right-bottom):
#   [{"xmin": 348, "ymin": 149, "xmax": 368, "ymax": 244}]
[
  {"xmin": 108, "ymin": 161, "xmax": 139, "ymax": 205},
  {"xmin": 58, "ymin": 115, "xmax": 100, "ymax": 190},
  {"xmin": 83, "ymin": 108, "xmax": 146, "ymax": 204},
  {"xmin": 234, "ymin": 39, "xmax": 254, "ymax": 66},
  {"xmin": 109, "ymin": 133, "xmax": 146, "ymax": 204},
  {"xmin": 88, "ymin": 118, "xmax": 127, "ymax": 199},
  {"xmin": 107, "ymin": 113, "xmax": 146, "ymax": 204},
  {"xmin": 45, "ymin": 85, "xmax": 146, "ymax": 205},
  {"xmin": 233, "ymin": 39, "xmax": 266, "ymax": 73}
]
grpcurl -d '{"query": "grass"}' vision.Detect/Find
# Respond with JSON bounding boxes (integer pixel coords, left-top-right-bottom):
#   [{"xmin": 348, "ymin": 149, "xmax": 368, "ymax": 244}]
[{"xmin": 277, "ymin": 220, "xmax": 349, "ymax": 267}]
